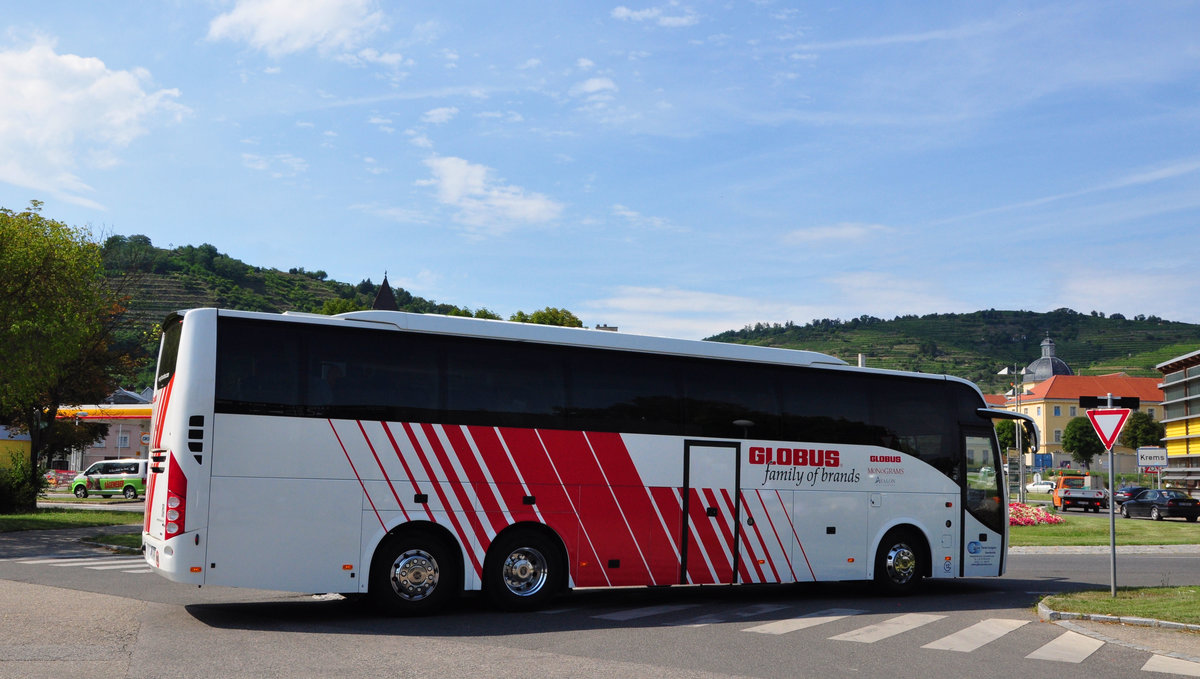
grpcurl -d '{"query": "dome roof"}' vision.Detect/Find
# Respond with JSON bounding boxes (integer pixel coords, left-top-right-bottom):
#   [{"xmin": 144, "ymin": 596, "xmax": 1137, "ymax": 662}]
[{"xmin": 1024, "ymin": 336, "xmax": 1073, "ymax": 382}]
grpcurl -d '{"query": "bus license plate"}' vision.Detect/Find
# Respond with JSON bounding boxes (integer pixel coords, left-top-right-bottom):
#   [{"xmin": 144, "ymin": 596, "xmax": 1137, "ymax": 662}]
[{"xmin": 145, "ymin": 543, "xmax": 158, "ymax": 567}]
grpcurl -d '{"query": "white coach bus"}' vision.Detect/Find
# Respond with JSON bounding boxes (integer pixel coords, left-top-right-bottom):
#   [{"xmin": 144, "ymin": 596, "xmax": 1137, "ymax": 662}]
[{"xmin": 142, "ymin": 308, "xmax": 1035, "ymax": 615}]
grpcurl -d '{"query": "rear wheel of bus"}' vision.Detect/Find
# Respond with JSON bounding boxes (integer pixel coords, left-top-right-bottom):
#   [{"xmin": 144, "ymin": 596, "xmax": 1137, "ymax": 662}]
[
  {"xmin": 484, "ymin": 528, "xmax": 565, "ymax": 611},
  {"xmin": 369, "ymin": 528, "xmax": 460, "ymax": 616}
]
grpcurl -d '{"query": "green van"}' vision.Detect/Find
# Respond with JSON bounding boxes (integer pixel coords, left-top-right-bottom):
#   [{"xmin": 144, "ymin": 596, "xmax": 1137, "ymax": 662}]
[{"xmin": 71, "ymin": 459, "xmax": 148, "ymax": 499}]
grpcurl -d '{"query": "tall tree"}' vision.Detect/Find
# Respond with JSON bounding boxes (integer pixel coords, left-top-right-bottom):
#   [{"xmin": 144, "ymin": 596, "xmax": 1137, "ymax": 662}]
[
  {"xmin": 1061, "ymin": 416, "xmax": 1105, "ymax": 470},
  {"xmin": 0, "ymin": 202, "xmax": 125, "ymax": 509}
]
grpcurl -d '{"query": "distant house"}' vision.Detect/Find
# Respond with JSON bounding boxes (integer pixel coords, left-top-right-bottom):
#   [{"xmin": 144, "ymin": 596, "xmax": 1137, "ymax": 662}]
[
  {"xmin": 999, "ymin": 336, "xmax": 1163, "ymax": 473},
  {"xmin": 0, "ymin": 426, "xmax": 31, "ymax": 469}
]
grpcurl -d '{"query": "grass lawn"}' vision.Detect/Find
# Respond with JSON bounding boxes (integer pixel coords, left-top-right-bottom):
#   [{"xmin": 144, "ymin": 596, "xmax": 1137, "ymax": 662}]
[
  {"xmin": 0, "ymin": 507, "xmax": 142, "ymax": 532},
  {"xmin": 1011, "ymin": 508, "xmax": 1200, "ymax": 547},
  {"xmin": 84, "ymin": 532, "xmax": 143, "ymax": 550},
  {"xmin": 1043, "ymin": 587, "xmax": 1200, "ymax": 626}
]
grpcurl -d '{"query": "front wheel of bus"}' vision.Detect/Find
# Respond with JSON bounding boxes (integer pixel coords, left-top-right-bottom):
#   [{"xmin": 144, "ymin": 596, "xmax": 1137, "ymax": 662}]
[
  {"xmin": 369, "ymin": 530, "xmax": 459, "ymax": 616},
  {"xmin": 484, "ymin": 529, "xmax": 564, "ymax": 611},
  {"xmin": 874, "ymin": 529, "xmax": 924, "ymax": 596}
]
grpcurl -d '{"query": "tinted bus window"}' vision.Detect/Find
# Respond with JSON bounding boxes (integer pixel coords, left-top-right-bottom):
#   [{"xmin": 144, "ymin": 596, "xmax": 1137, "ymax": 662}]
[
  {"xmin": 443, "ymin": 337, "xmax": 568, "ymax": 429},
  {"xmin": 567, "ymin": 348, "xmax": 682, "ymax": 434},
  {"xmin": 156, "ymin": 317, "xmax": 184, "ymax": 391},
  {"xmin": 682, "ymin": 358, "xmax": 780, "ymax": 439}
]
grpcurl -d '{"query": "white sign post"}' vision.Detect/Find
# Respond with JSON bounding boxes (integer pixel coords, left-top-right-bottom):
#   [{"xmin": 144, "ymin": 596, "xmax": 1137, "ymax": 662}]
[{"xmin": 1085, "ymin": 402, "xmax": 1131, "ymax": 598}]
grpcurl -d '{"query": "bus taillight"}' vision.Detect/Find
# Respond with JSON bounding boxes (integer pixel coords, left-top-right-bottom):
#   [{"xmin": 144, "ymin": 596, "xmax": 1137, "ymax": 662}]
[{"xmin": 165, "ymin": 454, "xmax": 188, "ymax": 539}]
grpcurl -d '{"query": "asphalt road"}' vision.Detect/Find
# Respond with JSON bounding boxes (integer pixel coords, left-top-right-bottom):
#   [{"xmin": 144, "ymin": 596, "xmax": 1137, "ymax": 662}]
[{"xmin": 2, "ymin": 527, "xmax": 1199, "ymax": 679}]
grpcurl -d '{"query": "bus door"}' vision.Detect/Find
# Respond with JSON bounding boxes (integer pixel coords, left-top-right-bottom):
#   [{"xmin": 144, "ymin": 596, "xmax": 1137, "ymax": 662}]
[
  {"xmin": 961, "ymin": 428, "xmax": 1006, "ymax": 577},
  {"xmin": 680, "ymin": 440, "xmax": 741, "ymax": 584}
]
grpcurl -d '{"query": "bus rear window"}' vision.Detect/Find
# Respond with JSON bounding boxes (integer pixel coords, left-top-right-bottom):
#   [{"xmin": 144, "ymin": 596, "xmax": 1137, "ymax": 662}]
[{"xmin": 156, "ymin": 318, "xmax": 183, "ymax": 391}]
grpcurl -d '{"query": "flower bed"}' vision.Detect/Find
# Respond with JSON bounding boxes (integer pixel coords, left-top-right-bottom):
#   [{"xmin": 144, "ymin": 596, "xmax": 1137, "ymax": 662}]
[{"xmin": 1009, "ymin": 502, "xmax": 1063, "ymax": 526}]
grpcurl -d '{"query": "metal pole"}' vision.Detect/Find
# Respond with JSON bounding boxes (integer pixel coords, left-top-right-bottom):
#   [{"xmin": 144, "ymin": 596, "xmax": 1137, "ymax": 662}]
[{"xmin": 1106, "ymin": 393, "xmax": 1117, "ymax": 598}]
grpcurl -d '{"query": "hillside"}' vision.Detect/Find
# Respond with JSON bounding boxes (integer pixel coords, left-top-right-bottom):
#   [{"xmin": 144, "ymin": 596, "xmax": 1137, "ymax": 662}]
[
  {"xmin": 101, "ymin": 236, "xmax": 1200, "ymax": 395},
  {"xmin": 707, "ymin": 310, "xmax": 1200, "ymax": 393}
]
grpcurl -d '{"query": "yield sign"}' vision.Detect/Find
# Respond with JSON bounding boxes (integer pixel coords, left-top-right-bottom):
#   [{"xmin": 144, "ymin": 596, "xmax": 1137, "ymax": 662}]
[{"xmin": 1086, "ymin": 408, "xmax": 1131, "ymax": 450}]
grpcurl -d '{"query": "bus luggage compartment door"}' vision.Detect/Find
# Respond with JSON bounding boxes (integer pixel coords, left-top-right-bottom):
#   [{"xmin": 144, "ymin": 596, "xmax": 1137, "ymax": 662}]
[{"xmin": 680, "ymin": 440, "xmax": 740, "ymax": 585}]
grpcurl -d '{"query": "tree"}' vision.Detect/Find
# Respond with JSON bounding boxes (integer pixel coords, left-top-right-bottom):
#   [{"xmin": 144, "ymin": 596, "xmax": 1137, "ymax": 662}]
[
  {"xmin": 317, "ymin": 298, "xmax": 366, "ymax": 315},
  {"xmin": 1119, "ymin": 410, "xmax": 1165, "ymax": 450},
  {"xmin": 0, "ymin": 202, "xmax": 125, "ymax": 510},
  {"xmin": 995, "ymin": 419, "xmax": 1032, "ymax": 454},
  {"xmin": 510, "ymin": 307, "xmax": 583, "ymax": 327},
  {"xmin": 1061, "ymin": 416, "xmax": 1105, "ymax": 469}
]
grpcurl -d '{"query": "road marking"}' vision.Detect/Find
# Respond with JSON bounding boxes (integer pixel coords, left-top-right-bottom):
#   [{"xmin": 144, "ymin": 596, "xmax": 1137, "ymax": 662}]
[
  {"xmin": 828, "ymin": 613, "xmax": 946, "ymax": 643},
  {"xmin": 20, "ymin": 556, "xmax": 140, "ymax": 565},
  {"xmin": 1024, "ymin": 630, "xmax": 1105, "ymax": 663},
  {"xmin": 744, "ymin": 608, "xmax": 868, "ymax": 635},
  {"xmin": 921, "ymin": 618, "xmax": 1029, "ymax": 652},
  {"xmin": 593, "ymin": 603, "xmax": 699, "ymax": 621},
  {"xmin": 85, "ymin": 561, "xmax": 154, "ymax": 570},
  {"xmin": 1143, "ymin": 655, "xmax": 1200, "ymax": 677}
]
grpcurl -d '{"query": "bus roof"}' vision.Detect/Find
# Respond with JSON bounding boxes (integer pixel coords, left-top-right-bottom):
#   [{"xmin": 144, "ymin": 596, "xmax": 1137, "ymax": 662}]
[{"xmin": 194, "ymin": 307, "xmax": 847, "ymax": 370}]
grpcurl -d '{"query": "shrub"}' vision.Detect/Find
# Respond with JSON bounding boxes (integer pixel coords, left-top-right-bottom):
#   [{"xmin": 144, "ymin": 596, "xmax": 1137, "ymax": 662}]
[{"xmin": 0, "ymin": 452, "xmax": 47, "ymax": 514}]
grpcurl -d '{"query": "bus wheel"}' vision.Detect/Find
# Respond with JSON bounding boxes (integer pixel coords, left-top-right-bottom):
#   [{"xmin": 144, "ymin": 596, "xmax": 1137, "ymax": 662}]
[
  {"xmin": 123, "ymin": 486, "xmax": 138, "ymax": 500},
  {"xmin": 484, "ymin": 529, "xmax": 563, "ymax": 611},
  {"xmin": 74, "ymin": 486, "xmax": 88, "ymax": 498},
  {"xmin": 369, "ymin": 529, "xmax": 458, "ymax": 616},
  {"xmin": 874, "ymin": 529, "xmax": 924, "ymax": 596}
]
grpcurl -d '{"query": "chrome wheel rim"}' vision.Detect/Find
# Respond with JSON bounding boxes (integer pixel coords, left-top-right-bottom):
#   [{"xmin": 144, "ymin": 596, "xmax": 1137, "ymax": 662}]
[
  {"xmin": 389, "ymin": 549, "xmax": 440, "ymax": 601},
  {"xmin": 501, "ymin": 547, "xmax": 549, "ymax": 597},
  {"xmin": 884, "ymin": 543, "xmax": 916, "ymax": 584}
]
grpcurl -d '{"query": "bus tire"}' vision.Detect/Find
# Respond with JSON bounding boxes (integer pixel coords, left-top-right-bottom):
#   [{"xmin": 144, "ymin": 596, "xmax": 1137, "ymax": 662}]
[
  {"xmin": 873, "ymin": 528, "xmax": 925, "ymax": 596},
  {"xmin": 369, "ymin": 529, "xmax": 459, "ymax": 616},
  {"xmin": 484, "ymin": 528, "xmax": 564, "ymax": 611},
  {"xmin": 123, "ymin": 486, "xmax": 138, "ymax": 500},
  {"xmin": 74, "ymin": 486, "xmax": 88, "ymax": 498}
]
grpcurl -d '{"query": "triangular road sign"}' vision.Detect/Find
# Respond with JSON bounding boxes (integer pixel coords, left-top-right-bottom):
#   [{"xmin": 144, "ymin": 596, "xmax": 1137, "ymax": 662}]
[{"xmin": 1086, "ymin": 408, "xmax": 1131, "ymax": 450}]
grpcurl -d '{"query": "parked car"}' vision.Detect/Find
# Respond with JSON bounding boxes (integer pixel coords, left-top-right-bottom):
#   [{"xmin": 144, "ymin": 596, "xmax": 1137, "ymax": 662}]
[
  {"xmin": 1025, "ymin": 480, "xmax": 1055, "ymax": 494},
  {"xmin": 1120, "ymin": 489, "xmax": 1200, "ymax": 522},
  {"xmin": 70, "ymin": 459, "xmax": 147, "ymax": 499},
  {"xmin": 1113, "ymin": 486, "xmax": 1149, "ymax": 504}
]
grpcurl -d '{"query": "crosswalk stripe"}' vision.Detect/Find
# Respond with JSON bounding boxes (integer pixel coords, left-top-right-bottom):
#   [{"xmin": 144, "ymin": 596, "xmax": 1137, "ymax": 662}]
[
  {"xmin": 745, "ymin": 608, "xmax": 867, "ymax": 635},
  {"xmin": 1142, "ymin": 655, "xmax": 1200, "ymax": 677},
  {"xmin": 1024, "ymin": 630, "xmax": 1105, "ymax": 663},
  {"xmin": 593, "ymin": 603, "xmax": 699, "ymax": 621},
  {"xmin": 921, "ymin": 618, "xmax": 1028, "ymax": 652},
  {"xmin": 86, "ymin": 562, "xmax": 153, "ymax": 570},
  {"xmin": 20, "ymin": 556, "xmax": 142, "ymax": 566},
  {"xmin": 828, "ymin": 613, "xmax": 946, "ymax": 643}
]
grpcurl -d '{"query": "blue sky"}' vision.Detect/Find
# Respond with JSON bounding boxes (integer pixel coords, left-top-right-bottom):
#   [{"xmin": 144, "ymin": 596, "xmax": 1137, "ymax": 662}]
[{"xmin": 3, "ymin": 1, "xmax": 1199, "ymax": 338}]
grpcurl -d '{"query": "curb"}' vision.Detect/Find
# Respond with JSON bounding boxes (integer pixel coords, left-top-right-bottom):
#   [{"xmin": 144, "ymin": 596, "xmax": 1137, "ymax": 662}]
[{"xmin": 1037, "ymin": 601, "xmax": 1200, "ymax": 663}]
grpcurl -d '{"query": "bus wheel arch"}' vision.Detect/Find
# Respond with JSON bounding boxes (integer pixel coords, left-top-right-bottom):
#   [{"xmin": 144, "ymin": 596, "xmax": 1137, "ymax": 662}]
[
  {"xmin": 483, "ymin": 523, "xmax": 567, "ymax": 611},
  {"xmin": 873, "ymin": 525, "xmax": 929, "ymax": 595},
  {"xmin": 368, "ymin": 522, "xmax": 463, "ymax": 616}
]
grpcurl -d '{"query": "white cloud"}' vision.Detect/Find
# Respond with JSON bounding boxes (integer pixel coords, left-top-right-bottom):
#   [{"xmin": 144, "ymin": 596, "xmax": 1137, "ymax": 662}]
[
  {"xmin": 0, "ymin": 38, "xmax": 186, "ymax": 209},
  {"xmin": 783, "ymin": 222, "xmax": 895, "ymax": 244},
  {"xmin": 611, "ymin": 5, "xmax": 699, "ymax": 28},
  {"xmin": 208, "ymin": 0, "xmax": 385, "ymax": 57},
  {"xmin": 242, "ymin": 152, "xmax": 308, "ymax": 178},
  {"xmin": 417, "ymin": 155, "xmax": 563, "ymax": 233},
  {"xmin": 577, "ymin": 58, "xmax": 595, "ymax": 70},
  {"xmin": 612, "ymin": 204, "xmax": 683, "ymax": 232},
  {"xmin": 518, "ymin": 58, "xmax": 541, "ymax": 70},
  {"xmin": 421, "ymin": 106, "xmax": 459, "ymax": 124}
]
